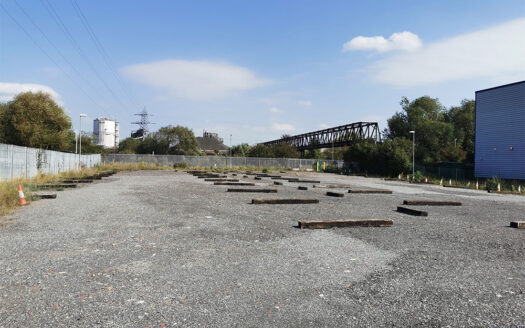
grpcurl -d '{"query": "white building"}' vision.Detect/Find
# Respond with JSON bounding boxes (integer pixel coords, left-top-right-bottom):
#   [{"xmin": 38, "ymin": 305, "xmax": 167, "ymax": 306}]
[{"xmin": 93, "ymin": 118, "xmax": 119, "ymax": 148}]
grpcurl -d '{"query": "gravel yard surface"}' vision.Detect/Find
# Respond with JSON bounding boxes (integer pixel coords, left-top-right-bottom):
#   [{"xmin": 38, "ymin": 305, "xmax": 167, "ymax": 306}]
[{"xmin": 0, "ymin": 170, "xmax": 523, "ymax": 327}]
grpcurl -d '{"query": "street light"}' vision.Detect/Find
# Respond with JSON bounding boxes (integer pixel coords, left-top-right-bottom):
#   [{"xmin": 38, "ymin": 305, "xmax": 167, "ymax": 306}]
[
  {"xmin": 229, "ymin": 134, "xmax": 232, "ymax": 169},
  {"xmin": 79, "ymin": 114, "xmax": 87, "ymax": 169},
  {"xmin": 409, "ymin": 131, "xmax": 415, "ymax": 176}
]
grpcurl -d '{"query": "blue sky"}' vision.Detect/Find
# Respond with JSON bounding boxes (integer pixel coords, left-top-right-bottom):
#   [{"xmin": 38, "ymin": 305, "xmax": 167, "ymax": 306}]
[{"xmin": 1, "ymin": 0, "xmax": 524, "ymax": 145}]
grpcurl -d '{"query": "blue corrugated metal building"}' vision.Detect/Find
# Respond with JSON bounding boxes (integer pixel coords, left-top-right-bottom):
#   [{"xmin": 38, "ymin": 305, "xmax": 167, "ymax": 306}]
[{"xmin": 475, "ymin": 81, "xmax": 525, "ymax": 179}]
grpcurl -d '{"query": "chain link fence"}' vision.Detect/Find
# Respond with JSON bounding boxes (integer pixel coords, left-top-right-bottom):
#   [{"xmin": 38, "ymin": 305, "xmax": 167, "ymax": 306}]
[
  {"xmin": 103, "ymin": 154, "xmax": 329, "ymax": 169},
  {"xmin": 0, "ymin": 143, "xmax": 101, "ymax": 181}
]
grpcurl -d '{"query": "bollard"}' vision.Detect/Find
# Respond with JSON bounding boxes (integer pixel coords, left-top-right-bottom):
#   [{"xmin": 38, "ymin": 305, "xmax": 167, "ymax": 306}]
[
  {"xmin": 440, "ymin": 178, "xmax": 443, "ymax": 186},
  {"xmin": 497, "ymin": 183, "xmax": 501, "ymax": 192}
]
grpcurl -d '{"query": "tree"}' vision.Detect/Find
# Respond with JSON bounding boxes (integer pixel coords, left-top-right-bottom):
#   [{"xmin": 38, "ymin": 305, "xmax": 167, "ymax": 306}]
[
  {"xmin": 247, "ymin": 144, "xmax": 271, "ymax": 158},
  {"xmin": 446, "ymin": 99, "xmax": 475, "ymax": 161},
  {"xmin": 136, "ymin": 125, "xmax": 201, "ymax": 155},
  {"xmin": 231, "ymin": 143, "xmax": 251, "ymax": 157},
  {"xmin": 343, "ymin": 138, "xmax": 411, "ymax": 176},
  {"xmin": 303, "ymin": 149, "xmax": 322, "ymax": 159},
  {"xmin": 3, "ymin": 92, "xmax": 72, "ymax": 150},
  {"xmin": 387, "ymin": 96, "xmax": 455, "ymax": 163},
  {"xmin": 270, "ymin": 142, "xmax": 300, "ymax": 158},
  {"xmin": 118, "ymin": 137, "xmax": 141, "ymax": 154},
  {"xmin": 77, "ymin": 134, "xmax": 105, "ymax": 154},
  {"xmin": 0, "ymin": 103, "xmax": 7, "ymax": 143}
]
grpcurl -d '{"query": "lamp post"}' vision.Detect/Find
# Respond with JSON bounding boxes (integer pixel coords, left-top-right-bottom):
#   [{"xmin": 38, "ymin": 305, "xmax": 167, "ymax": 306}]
[
  {"xmin": 229, "ymin": 134, "xmax": 232, "ymax": 169},
  {"xmin": 332, "ymin": 139, "xmax": 334, "ymax": 162},
  {"xmin": 79, "ymin": 114, "xmax": 87, "ymax": 169},
  {"xmin": 409, "ymin": 130, "xmax": 415, "ymax": 176}
]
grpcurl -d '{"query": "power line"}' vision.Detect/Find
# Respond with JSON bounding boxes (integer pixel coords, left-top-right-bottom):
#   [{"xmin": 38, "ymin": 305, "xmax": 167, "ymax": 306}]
[
  {"xmin": 70, "ymin": 0, "xmax": 138, "ymax": 107},
  {"xmin": 0, "ymin": 2, "xmax": 108, "ymax": 113},
  {"xmin": 39, "ymin": 0, "xmax": 129, "ymax": 113},
  {"xmin": 12, "ymin": 0, "xmax": 110, "ymax": 117}
]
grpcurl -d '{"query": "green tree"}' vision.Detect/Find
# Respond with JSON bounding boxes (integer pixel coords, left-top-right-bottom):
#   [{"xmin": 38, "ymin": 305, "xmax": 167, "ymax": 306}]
[
  {"xmin": 387, "ymin": 96, "xmax": 455, "ymax": 163},
  {"xmin": 0, "ymin": 103, "xmax": 7, "ymax": 143},
  {"xmin": 3, "ymin": 92, "xmax": 72, "ymax": 150},
  {"xmin": 247, "ymin": 144, "xmax": 271, "ymax": 158},
  {"xmin": 78, "ymin": 134, "xmax": 105, "ymax": 154},
  {"xmin": 303, "ymin": 149, "xmax": 322, "ymax": 159},
  {"xmin": 136, "ymin": 125, "xmax": 201, "ymax": 155},
  {"xmin": 446, "ymin": 99, "xmax": 475, "ymax": 161},
  {"xmin": 231, "ymin": 143, "xmax": 251, "ymax": 157},
  {"xmin": 118, "ymin": 137, "xmax": 141, "ymax": 154},
  {"xmin": 270, "ymin": 142, "xmax": 300, "ymax": 158}
]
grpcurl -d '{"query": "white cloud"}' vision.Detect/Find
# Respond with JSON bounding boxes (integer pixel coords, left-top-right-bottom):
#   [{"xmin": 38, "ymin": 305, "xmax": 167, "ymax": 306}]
[
  {"xmin": 343, "ymin": 31, "xmax": 422, "ymax": 53},
  {"xmin": 271, "ymin": 123, "xmax": 295, "ymax": 132},
  {"xmin": 297, "ymin": 100, "xmax": 313, "ymax": 106},
  {"xmin": 371, "ymin": 18, "xmax": 525, "ymax": 86},
  {"xmin": 319, "ymin": 123, "xmax": 330, "ymax": 129},
  {"xmin": 122, "ymin": 59, "xmax": 271, "ymax": 100},
  {"xmin": 270, "ymin": 107, "xmax": 280, "ymax": 113},
  {"xmin": 0, "ymin": 82, "xmax": 60, "ymax": 101}
]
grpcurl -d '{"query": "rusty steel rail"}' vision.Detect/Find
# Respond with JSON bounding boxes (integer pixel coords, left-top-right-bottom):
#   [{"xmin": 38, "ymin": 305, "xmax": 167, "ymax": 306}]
[{"xmin": 261, "ymin": 122, "xmax": 381, "ymax": 150}]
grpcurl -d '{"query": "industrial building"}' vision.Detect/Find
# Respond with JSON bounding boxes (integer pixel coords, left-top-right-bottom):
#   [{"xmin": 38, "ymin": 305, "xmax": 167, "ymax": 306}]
[
  {"xmin": 93, "ymin": 118, "xmax": 120, "ymax": 149},
  {"xmin": 475, "ymin": 80, "xmax": 525, "ymax": 180},
  {"xmin": 196, "ymin": 131, "xmax": 229, "ymax": 155}
]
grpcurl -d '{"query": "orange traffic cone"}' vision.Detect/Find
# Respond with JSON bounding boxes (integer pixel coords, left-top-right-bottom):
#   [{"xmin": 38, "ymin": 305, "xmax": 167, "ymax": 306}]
[{"xmin": 18, "ymin": 184, "xmax": 27, "ymax": 206}]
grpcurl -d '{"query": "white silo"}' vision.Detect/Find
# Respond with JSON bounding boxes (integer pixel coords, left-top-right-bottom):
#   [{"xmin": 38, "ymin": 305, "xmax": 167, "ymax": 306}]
[{"xmin": 93, "ymin": 118, "xmax": 119, "ymax": 148}]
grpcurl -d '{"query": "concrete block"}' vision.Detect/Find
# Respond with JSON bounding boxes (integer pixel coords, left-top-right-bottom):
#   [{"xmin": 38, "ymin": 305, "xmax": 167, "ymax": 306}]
[
  {"xmin": 397, "ymin": 206, "xmax": 428, "ymax": 216},
  {"xmin": 510, "ymin": 221, "xmax": 525, "ymax": 229},
  {"xmin": 403, "ymin": 200, "xmax": 462, "ymax": 206},
  {"xmin": 326, "ymin": 191, "xmax": 344, "ymax": 197},
  {"xmin": 299, "ymin": 219, "xmax": 393, "ymax": 229},
  {"xmin": 252, "ymin": 198, "xmax": 319, "ymax": 204}
]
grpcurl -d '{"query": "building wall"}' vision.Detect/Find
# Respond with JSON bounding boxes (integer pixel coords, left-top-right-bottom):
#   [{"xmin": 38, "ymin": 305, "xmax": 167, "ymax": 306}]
[{"xmin": 475, "ymin": 81, "xmax": 525, "ymax": 179}]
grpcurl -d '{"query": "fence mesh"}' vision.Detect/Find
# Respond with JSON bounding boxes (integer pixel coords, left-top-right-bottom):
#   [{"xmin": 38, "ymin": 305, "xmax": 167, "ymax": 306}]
[{"xmin": 103, "ymin": 154, "xmax": 329, "ymax": 169}]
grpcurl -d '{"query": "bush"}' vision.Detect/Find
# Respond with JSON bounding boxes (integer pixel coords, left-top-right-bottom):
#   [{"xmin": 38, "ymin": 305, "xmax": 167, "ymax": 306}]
[
  {"xmin": 174, "ymin": 162, "xmax": 187, "ymax": 169},
  {"xmin": 486, "ymin": 177, "xmax": 502, "ymax": 191}
]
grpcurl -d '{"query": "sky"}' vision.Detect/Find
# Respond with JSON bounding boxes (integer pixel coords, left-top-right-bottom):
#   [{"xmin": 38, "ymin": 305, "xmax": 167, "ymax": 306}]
[{"xmin": 0, "ymin": 0, "xmax": 524, "ymax": 145}]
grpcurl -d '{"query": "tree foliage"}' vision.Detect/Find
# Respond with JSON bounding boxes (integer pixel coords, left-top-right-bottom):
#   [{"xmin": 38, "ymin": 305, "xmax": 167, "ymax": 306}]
[
  {"xmin": 136, "ymin": 125, "xmax": 201, "ymax": 155},
  {"xmin": 247, "ymin": 144, "xmax": 272, "ymax": 158},
  {"xmin": 118, "ymin": 137, "xmax": 141, "ymax": 154},
  {"xmin": 1, "ymin": 92, "xmax": 72, "ymax": 151},
  {"xmin": 231, "ymin": 143, "xmax": 251, "ymax": 157}
]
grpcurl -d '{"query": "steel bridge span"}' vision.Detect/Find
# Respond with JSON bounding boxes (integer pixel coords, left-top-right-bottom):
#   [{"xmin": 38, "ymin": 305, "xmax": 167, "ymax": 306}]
[{"xmin": 262, "ymin": 122, "xmax": 382, "ymax": 151}]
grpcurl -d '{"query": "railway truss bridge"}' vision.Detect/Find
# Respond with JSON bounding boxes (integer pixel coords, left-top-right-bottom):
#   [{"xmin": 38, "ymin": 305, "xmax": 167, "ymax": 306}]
[{"xmin": 262, "ymin": 122, "xmax": 382, "ymax": 151}]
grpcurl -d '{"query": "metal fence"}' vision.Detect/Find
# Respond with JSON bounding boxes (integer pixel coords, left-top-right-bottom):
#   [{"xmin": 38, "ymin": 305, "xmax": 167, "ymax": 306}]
[
  {"xmin": 103, "ymin": 154, "xmax": 330, "ymax": 169},
  {"xmin": 0, "ymin": 143, "xmax": 101, "ymax": 181}
]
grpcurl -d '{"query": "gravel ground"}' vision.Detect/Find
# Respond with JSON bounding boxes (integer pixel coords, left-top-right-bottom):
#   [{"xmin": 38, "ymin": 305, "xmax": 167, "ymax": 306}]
[{"xmin": 0, "ymin": 170, "xmax": 523, "ymax": 327}]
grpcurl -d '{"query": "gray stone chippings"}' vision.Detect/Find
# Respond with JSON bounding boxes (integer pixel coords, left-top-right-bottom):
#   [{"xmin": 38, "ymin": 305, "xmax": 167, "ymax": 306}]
[{"xmin": 0, "ymin": 170, "xmax": 523, "ymax": 327}]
